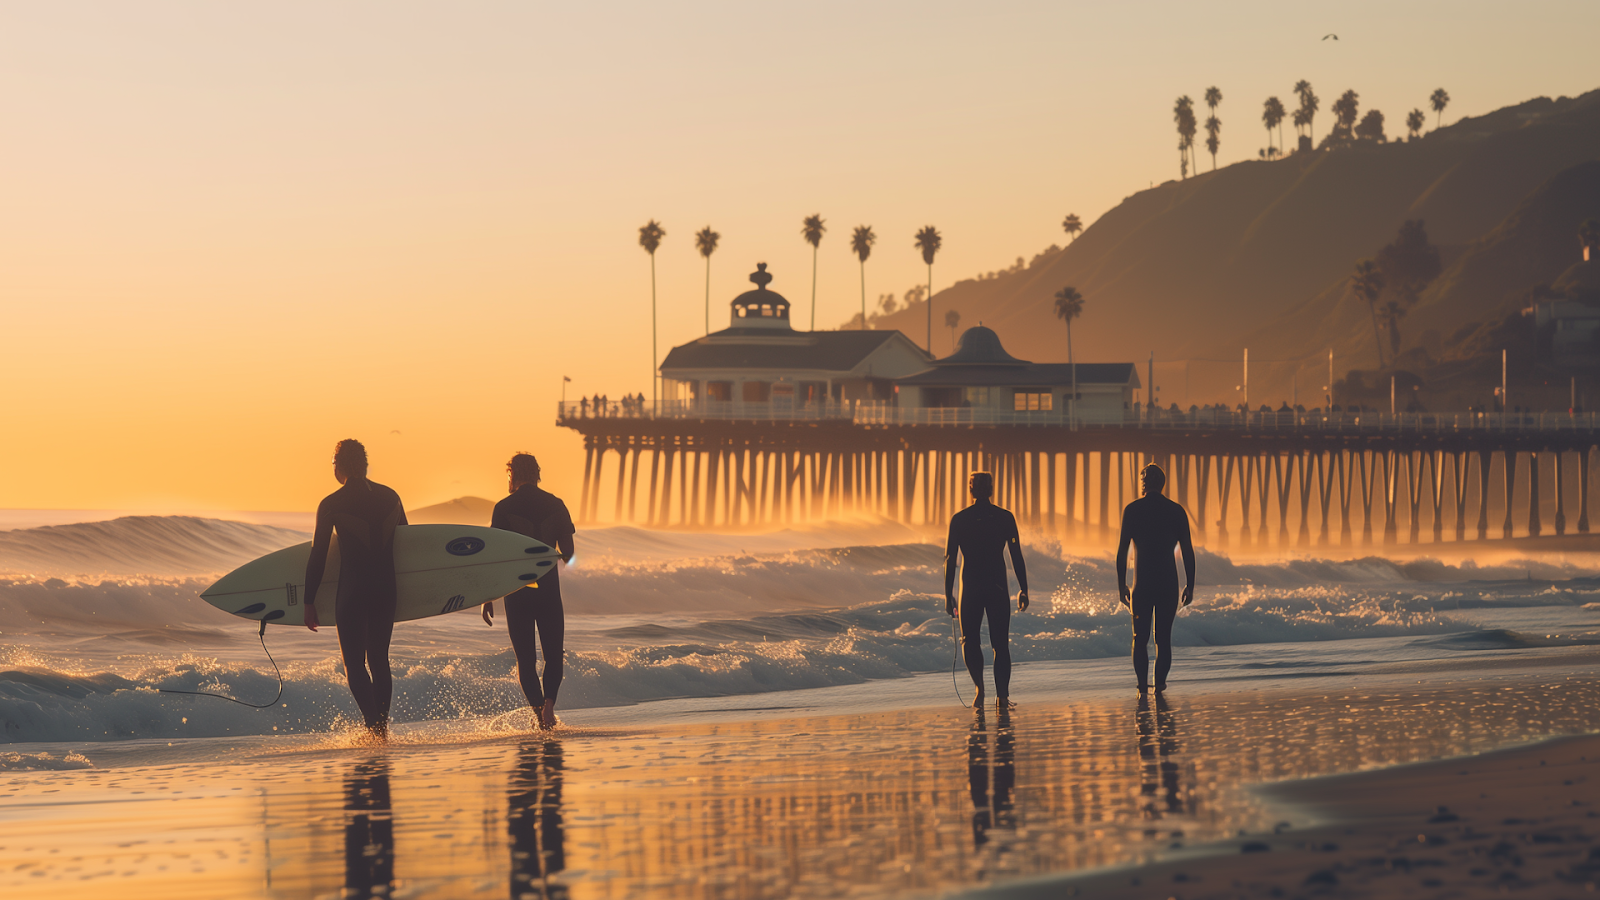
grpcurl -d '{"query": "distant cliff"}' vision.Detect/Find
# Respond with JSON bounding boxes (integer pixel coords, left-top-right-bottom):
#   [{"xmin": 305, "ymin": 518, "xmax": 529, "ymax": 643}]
[{"xmin": 864, "ymin": 89, "xmax": 1600, "ymax": 409}]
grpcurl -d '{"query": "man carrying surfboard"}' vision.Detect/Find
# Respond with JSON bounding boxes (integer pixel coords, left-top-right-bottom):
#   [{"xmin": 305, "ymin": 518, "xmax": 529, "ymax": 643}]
[
  {"xmin": 482, "ymin": 453, "xmax": 575, "ymax": 730},
  {"xmin": 303, "ymin": 439, "xmax": 408, "ymax": 739}
]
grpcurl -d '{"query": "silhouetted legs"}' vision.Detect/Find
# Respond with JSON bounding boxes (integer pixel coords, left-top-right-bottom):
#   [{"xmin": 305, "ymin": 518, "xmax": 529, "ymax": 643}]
[
  {"xmin": 506, "ymin": 587, "xmax": 565, "ymax": 727},
  {"xmin": 1131, "ymin": 585, "xmax": 1179, "ymax": 690},
  {"xmin": 960, "ymin": 592, "xmax": 1012, "ymax": 701},
  {"xmin": 337, "ymin": 590, "xmax": 396, "ymax": 736}
]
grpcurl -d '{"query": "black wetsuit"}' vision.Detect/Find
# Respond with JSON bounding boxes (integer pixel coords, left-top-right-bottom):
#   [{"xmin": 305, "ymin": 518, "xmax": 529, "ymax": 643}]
[
  {"xmin": 304, "ymin": 478, "xmax": 407, "ymax": 731},
  {"xmin": 492, "ymin": 484, "xmax": 575, "ymax": 708},
  {"xmin": 945, "ymin": 501, "xmax": 1027, "ymax": 699},
  {"xmin": 1116, "ymin": 494, "xmax": 1195, "ymax": 689}
]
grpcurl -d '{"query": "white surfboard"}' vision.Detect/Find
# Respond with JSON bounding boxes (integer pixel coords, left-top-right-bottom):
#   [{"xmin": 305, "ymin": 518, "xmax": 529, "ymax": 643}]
[{"xmin": 200, "ymin": 524, "xmax": 561, "ymax": 628}]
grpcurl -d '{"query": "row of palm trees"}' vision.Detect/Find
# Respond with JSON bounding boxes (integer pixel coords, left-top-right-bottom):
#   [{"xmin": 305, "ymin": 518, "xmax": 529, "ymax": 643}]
[
  {"xmin": 642, "ymin": 219, "xmax": 954, "ymax": 340},
  {"xmin": 1175, "ymin": 82, "xmax": 1453, "ymax": 175},
  {"xmin": 637, "ymin": 212, "xmax": 1096, "ymax": 401}
]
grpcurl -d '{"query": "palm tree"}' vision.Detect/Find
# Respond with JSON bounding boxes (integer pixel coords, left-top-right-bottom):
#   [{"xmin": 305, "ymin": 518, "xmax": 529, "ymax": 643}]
[
  {"xmin": 1351, "ymin": 259, "xmax": 1386, "ymax": 367},
  {"xmin": 1262, "ymin": 97, "xmax": 1286, "ymax": 157},
  {"xmin": 801, "ymin": 214, "xmax": 825, "ymax": 330},
  {"xmin": 1292, "ymin": 80, "xmax": 1311, "ymax": 138},
  {"xmin": 1383, "ymin": 300, "xmax": 1407, "ymax": 359},
  {"xmin": 1430, "ymin": 88, "xmax": 1450, "ymax": 130},
  {"xmin": 1405, "ymin": 108, "xmax": 1426, "ymax": 141},
  {"xmin": 1330, "ymin": 90, "xmax": 1360, "ymax": 144},
  {"xmin": 1054, "ymin": 287, "xmax": 1084, "ymax": 424},
  {"xmin": 1296, "ymin": 82, "xmax": 1320, "ymax": 145},
  {"xmin": 1061, "ymin": 213, "xmax": 1082, "ymax": 242},
  {"xmin": 1579, "ymin": 218, "xmax": 1600, "ymax": 263},
  {"xmin": 639, "ymin": 219, "xmax": 666, "ymax": 408},
  {"xmin": 850, "ymin": 225, "xmax": 875, "ymax": 328},
  {"xmin": 694, "ymin": 226, "xmax": 720, "ymax": 335},
  {"xmin": 1203, "ymin": 87, "xmax": 1222, "ymax": 166},
  {"xmin": 944, "ymin": 309, "xmax": 961, "ymax": 352},
  {"xmin": 914, "ymin": 225, "xmax": 942, "ymax": 352},
  {"xmin": 1174, "ymin": 96, "xmax": 1198, "ymax": 176}
]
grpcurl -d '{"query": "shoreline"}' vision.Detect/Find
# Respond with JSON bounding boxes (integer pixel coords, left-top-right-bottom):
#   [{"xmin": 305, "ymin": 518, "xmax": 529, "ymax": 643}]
[
  {"xmin": 971, "ymin": 730, "xmax": 1600, "ymax": 898},
  {"xmin": 4, "ymin": 665, "xmax": 1600, "ymax": 898}
]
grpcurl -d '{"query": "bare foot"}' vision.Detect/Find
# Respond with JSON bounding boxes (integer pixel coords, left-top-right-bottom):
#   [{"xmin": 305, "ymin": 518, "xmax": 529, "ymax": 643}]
[
  {"xmin": 996, "ymin": 696, "xmax": 1016, "ymax": 709},
  {"xmin": 972, "ymin": 687, "xmax": 985, "ymax": 708},
  {"xmin": 540, "ymin": 700, "xmax": 557, "ymax": 730}
]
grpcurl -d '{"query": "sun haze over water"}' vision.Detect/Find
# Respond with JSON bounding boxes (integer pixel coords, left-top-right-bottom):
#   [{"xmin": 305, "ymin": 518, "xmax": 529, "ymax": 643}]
[{"xmin": 4, "ymin": 0, "xmax": 1597, "ymax": 512}]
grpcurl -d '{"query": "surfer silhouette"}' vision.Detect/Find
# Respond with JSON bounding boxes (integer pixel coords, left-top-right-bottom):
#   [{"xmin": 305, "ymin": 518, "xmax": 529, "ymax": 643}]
[
  {"xmin": 303, "ymin": 439, "xmax": 407, "ymax": 739},
  {"xmin": 1116, "ymin": 463, "xmax": 1196, "ymax": 694},
  {"xmin": 945, "ymin": 471, "xmax": 1029, "ymax": 708},
  {"xmin": 482, "ymin": 453, "xmax": 575, "ymax": 730}
]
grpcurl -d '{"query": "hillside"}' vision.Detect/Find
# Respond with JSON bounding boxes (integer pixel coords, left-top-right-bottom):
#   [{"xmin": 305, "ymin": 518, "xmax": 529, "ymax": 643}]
[
  {"xmin": 861, "ymin": 89, "xmax": 1600, "ymax": 407},
  {"xmin": 407, "ymin": 496, "xmax": 495, "ymax": 525}
]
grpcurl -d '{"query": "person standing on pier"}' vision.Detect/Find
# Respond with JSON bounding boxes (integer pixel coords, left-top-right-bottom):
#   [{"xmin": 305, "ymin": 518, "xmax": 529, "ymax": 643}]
[
  {"xmin": 1116, "ymin": 463, "xmax": 1196, "ymax": 694},
  {"xmin": 945, "ymin": 471, "xmax": 1030, "ymax": 708},
  {"xmin": 482, "ymin": 453, "xmax": 576, "ymax": 729}
]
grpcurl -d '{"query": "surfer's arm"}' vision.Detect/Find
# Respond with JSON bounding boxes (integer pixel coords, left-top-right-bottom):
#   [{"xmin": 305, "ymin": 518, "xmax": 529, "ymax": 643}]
[
  {"xmin": 303, "ymin": 502, "xmax": 334, "ymax": 614},
  {"xmin": 1115, "ymin": 508, "xmax": 1132, "ymax": 607},
  {"xmin": 1178, "ymin": 510, "xmax": 1196, "ymax": 607},
  {"xmin": 557, "ymin": 535, "xmax": 574, "ymax": 564},
  {"xmin": 943, "ymin": 523, "xmax": 959, "ymax": 616},
  {"xmin": 1007, "ymin": 515, "xmax": 1028, "ymax": 611}
]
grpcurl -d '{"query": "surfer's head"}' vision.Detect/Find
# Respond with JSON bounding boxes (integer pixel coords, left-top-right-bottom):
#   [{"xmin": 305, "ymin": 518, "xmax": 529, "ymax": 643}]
[
  {"xmin": 1141, "ymin": 463, "xmax": 1166, "ymax": 496},
  {"xmin": 507, "ymin": 453, "xmax": 541, "ymax": 491},
  {"xmin": 332, "ymin": 439, "xmax": 368, "ymax": 483},
  {"xmin": 968, "ymin": 471, "xmax": 994, "ymax": 502}
]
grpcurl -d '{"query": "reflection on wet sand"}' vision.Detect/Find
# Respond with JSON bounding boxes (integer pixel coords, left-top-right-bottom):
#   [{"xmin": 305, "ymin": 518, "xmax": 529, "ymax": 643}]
[
  {"xmin": 343, "ymin": 757, "xmax": 395, "ymax": 899},
  {"xmin": 967, "ymin": 707, "xmax": 1016, "ymax": 853},
  {"xmin": 508, "ymin": 740, "xmax": 567, "ymax": 899},
  {"xmin": 5, "ymin": 677, "xmax": 1600, "ymax": 900},
  {"xmin": 1136, "ymin": 692, "xmax": 1191, "ymax": 839}
]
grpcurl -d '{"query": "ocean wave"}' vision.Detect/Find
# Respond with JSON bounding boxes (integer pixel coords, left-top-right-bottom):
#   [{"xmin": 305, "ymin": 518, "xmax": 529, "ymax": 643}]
[
  {"xmin": 0, "ymin": 516, "xmax": 307, "ymax": 577},
  {"xmin": 0, "ymin": 590, "xmax": 1470, "ymax": 744}
]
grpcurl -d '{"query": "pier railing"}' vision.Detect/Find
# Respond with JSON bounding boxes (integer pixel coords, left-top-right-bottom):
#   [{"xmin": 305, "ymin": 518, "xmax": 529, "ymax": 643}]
[{"xmin": 558, "ymin": 400, "xmax": 1600, "ymax": 433}]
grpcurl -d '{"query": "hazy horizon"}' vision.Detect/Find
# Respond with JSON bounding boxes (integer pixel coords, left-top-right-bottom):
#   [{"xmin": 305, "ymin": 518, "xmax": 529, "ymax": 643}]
[{"xmin": 6, "ymin": 1, "xmax": 1599, "ymax": 512}]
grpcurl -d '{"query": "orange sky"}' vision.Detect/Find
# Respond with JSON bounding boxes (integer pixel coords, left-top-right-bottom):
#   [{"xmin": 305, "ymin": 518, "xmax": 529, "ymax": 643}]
[{"xmin": 4, "ymin": 1, "xmax": 1597, "ymax": 513}]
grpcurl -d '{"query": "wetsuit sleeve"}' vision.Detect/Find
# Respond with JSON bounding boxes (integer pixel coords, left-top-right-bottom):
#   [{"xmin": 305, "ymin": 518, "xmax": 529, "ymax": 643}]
[
  {"xmin": 396, "ymin": 496, "xmax": 408, "ymax": 527},
  {"xmin": 943, "ymin": 515, "xmax": 960, "ymax": 600},
  {"xmin": 1006, "ymin": 511, "xmax": 1027, "ymax": 595},
  {"xmin": 303, "ymin": 496, "xmax": 334, "ymax": 607},
  {"xmin": 1177, "ymin": 505, "xmax": 1196, "ymax": 588},
  {"xmin": 1115, "ymin": 503, "xmax": 1134, "ymax": 593}
]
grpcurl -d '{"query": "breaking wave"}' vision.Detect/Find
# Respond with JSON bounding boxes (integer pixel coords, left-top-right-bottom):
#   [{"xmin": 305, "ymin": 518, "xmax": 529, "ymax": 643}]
[{"xmin": 3, "ymin": 515, "xmax": 1600, "ymax": 744}]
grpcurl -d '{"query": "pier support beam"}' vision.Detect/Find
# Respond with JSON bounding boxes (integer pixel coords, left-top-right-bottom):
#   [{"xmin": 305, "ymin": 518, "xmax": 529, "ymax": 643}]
[
  {"xmin": 1527, "ymin": 452, "xmax": 1542, "ymax": 538},
  {"xmin": 1580, "ymin": 447, "xmax": 1592, "ymax": 534},
  {"xmin": 1502, "ymin": 450, "xmax": 1516, "ymax": 539},
  {"xmin": 1554, "ymin": 451, "xmax": 1566, "ymax": 536}
]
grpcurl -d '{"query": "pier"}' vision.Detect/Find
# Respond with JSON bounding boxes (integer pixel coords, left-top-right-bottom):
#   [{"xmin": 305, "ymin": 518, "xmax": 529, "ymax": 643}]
[{"xmin": 559, "ymin": 403, "xmax": 1598, "ymax": 546}]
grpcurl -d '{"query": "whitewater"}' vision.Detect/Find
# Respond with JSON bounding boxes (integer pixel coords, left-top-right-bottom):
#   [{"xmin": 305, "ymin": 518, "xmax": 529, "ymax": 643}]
[{"xmin": 4, "ymin": 514, "xmax": 1600, "ymax": 751}]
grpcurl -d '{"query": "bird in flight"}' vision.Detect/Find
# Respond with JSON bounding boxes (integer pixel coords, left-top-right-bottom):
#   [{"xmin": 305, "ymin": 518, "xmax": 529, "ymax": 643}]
[{"xmin": 1322, "ymin": 33, "xmax": 1338, "ymax": 40}]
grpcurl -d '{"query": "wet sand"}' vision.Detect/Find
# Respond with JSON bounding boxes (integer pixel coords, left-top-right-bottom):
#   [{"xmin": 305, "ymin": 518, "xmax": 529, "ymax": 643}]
[
  {"xmin": 983, "ymin": 734, "xmax": 1600, "ymax": 899},
  {"xmin": 2, "ymin": 657, "xmax": 1598, "ymax": 899}
]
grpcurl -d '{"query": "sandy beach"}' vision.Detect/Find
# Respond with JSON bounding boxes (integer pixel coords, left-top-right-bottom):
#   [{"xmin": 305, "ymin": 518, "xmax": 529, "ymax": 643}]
[{"xmin": 3, "ymin": 650, "xmax": 1598, "ymax": 899}]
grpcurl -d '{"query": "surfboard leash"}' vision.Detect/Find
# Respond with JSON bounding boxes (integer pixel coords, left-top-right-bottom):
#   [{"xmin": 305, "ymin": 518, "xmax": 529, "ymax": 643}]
[
  {"xmin": 951, "ymin": 613, "xmax": 970, "ymax": 709},
  {"xmin": 158, "ymin": 618, "xmax": 285, "ymax": 710}
]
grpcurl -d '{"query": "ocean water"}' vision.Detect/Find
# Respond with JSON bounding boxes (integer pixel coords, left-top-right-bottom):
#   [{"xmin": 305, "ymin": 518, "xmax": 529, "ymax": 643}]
[{"xmin": 3, "ymin": 515, "xmax": 1600, "ymax": 750}]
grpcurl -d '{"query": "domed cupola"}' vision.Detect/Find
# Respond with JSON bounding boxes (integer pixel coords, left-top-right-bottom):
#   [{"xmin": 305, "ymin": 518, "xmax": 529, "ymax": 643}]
[
  {"xmin": 729, "ymin": 263, "xmax": 793, "ymax": 330},
  {"xmin": 941, "ymin": 324, "xmax": 1030, "ymax": 365}
]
